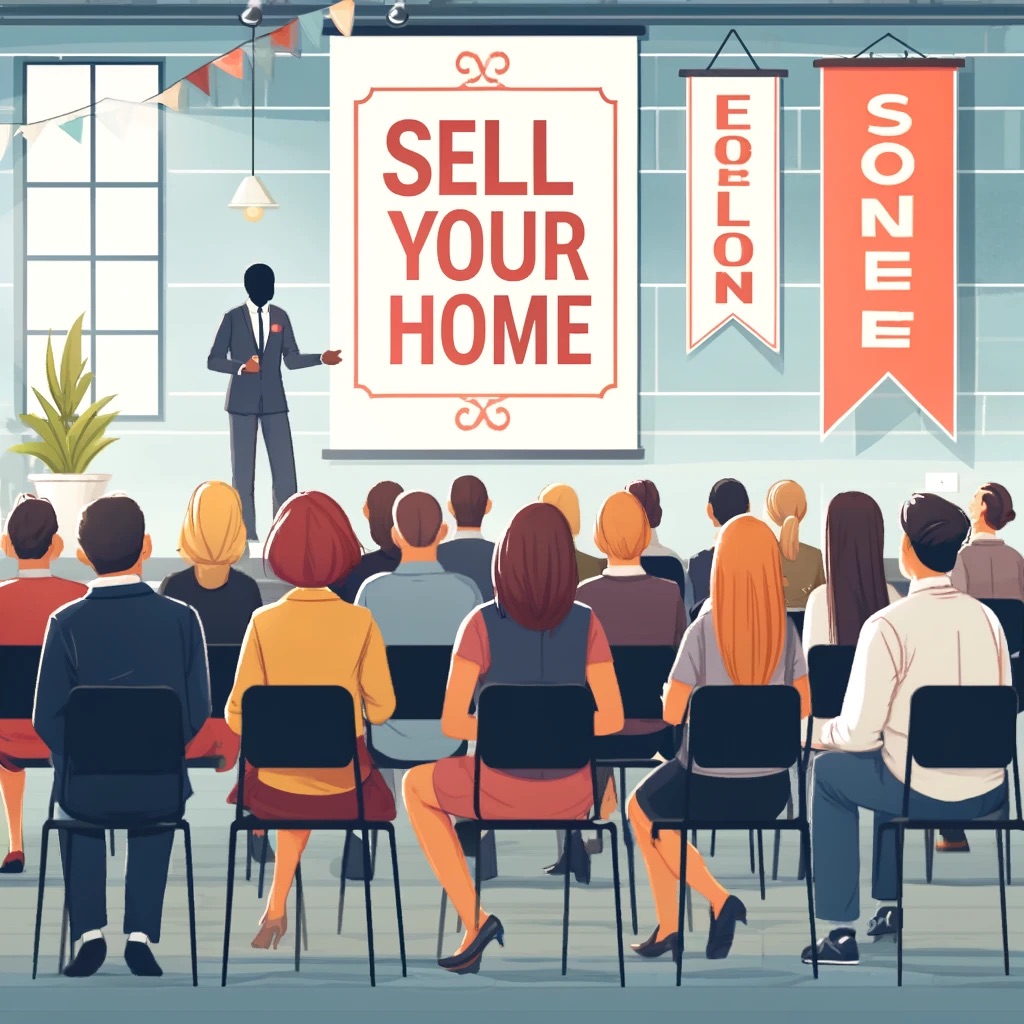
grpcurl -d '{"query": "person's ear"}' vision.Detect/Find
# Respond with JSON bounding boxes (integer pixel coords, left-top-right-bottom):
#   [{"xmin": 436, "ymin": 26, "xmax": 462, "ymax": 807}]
[
  {"xmin": 447, "ymin": 500, "xmax": 455, "ymax": 519},
  {"xmin": 437, "ymin": 523, "xmax": 449, "ymax": 544},
  {"xmin": 484, "ymin": 499, "xmax": 492, "ymax": 516},
  {"xmin": 0, "ymin": 535, "xmax": 13, "ymax": 559},
  {"xmin": 76, "ymin": 547, "xmax": 94, "ymax": 570},
  {"xmin": 140, "ymin": 534, "xmax": 153, "ymax": 563},
  {"xmin": 706, "ymin": 503, "xmax": 720, "ymax": 528},
  {"xmin": 48, "ymin": 535, "xmax": 64, "ymax": 560},
  {"xmin": 363, "ymin": 503, "xmax": 370, "ymax": 521}
]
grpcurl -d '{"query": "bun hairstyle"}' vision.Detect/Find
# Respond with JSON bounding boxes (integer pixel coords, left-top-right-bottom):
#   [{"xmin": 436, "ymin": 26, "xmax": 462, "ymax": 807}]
[
  {"xmin": 765, "ymin": 480, "xmax": 808, "ymax": 562},
  {"xmin": 980, "ymin": 482, "xmax": 1016, "ymax": 532},
  {"xmin": 626, "ymin": 478, "xmax": 662, "ymax": 529}
]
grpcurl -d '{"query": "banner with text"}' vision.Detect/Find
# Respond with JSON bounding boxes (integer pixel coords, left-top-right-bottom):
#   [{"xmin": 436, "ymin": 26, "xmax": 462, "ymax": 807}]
[
  {"xmin": 329, "ymin": 35, "xmax": 638, "ymax": 453},
  {"xmin": 817, "ymin": 58, "xmax": 962, "ymax": 438},
  {"xmin": 685, "ymin": 71, "xmax": 783, "ymax": 352}
]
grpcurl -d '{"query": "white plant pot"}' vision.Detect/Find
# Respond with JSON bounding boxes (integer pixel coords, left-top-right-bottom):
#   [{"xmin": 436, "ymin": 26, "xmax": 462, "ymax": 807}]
[{"xmin": 29, "ymin": 473, "xmax": 112, "ymax": 551}]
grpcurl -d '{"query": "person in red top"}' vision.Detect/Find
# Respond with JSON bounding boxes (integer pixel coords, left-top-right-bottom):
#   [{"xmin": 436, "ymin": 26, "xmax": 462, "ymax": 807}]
[{"xmin": 0, "ymin": 494, "xmax": 87, "ymax": 873}]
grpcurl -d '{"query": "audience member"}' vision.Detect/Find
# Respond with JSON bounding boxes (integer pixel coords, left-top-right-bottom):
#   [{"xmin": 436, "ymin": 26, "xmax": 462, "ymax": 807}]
[
  {"xmin": 331, "ymin": 480, "xmax": 403, "ymax": 602},
  {"xmin": 438, "ymin": 475, "xmax": 496, "ymax": 600},
  {"xmin": 688, "ymin": 478, "xmax": 749, "ymax": 608},
  {"xmin": 803, "ymin": 491, "xmax": 900, "ymax": 653},
  {"xmin": 628, "ymin": 515, "xmax": 809, "ymax": 964},
  {"xmin": 33, "ymin": 494, "xmax": 211, "ymax": 979},
  {"xmin": 626, "ymin": 478, "xmax": 692, "ymax": 607},
  {"xmin": 539, "ymin": 483, "xmax": 606, "ymax": 581},
  {"xmin": 950, "ymin": 482, "xmax": 1024, "ymax": 600},
  {"xmin": 0, "ymin": 495, "xmax": 87, "ymax": 874},
  {"xmin": 765, "ymin": 480, "xmax": 824, "ymax": 610},
  {"xmin": 804, "ymin": 493, "xmax": 1010, "ymax": 967},
  {"xmin": 226, "ymin": 491, "xmax": 397, "ymax": 952},
  {"xmin": 402, "ymin": 502, "xmax": 624, "ymax": 975}
]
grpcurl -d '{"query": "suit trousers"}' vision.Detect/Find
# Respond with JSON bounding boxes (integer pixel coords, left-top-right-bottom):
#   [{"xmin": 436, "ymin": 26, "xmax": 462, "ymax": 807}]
[
  {"xmin": 56, "ymin": 807, "xmax": 175, "ymax": 943},
  {"xmin": 229, "ymin": 412, "xmax": 298, "ymax": 540}
]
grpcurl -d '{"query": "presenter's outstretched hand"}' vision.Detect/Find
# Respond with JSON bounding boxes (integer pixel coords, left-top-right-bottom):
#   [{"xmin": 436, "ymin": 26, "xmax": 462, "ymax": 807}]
[
  {"xmin": 322, "ymin": 350, "xmax": 343, "ymax": 366},
  {"xmin": 241, "ymin": 356, "xmax": 260, "ymax": 374}
]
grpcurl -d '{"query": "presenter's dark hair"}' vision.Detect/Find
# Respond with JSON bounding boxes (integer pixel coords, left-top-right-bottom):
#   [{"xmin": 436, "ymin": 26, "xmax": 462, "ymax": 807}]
[
  {"xmin": 78, "ymin": 494, "xmax": 146, "ymax": 575},
  {"xmin": 243, "ymin": 263, "xmax": 274, "ymax": 293},
  {"xmin": 901, "ymin": 492, "xmax": 970, "ymax": 574},
  {"xmin": 266, "ymin": 491, "xmax": 361, "ymax": 588},
  {"xmin": 4, "ymin": 494, "xmax": 59, "ymax": 560}
]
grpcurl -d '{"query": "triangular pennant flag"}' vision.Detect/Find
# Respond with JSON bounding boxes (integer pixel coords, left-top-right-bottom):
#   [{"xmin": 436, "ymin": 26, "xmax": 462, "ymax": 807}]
[
  {"xmin": 0, "ymin": 124, "xmax": 13, "ymax": 161},
  {"xmin": 17, "ymin": 122, "xmax": 48, "ymax": 147},
  {"xmin": 252, "ymin": 36, "xmax": 276, "ymax": 81},
  {"xmin": 95, "ymin": 99, "xmax": 136, "ymax": 141},
  {"xmin": 298, "ymin": 9, "xmax": 326, "ymax": 48},
  {"xmin": 213, "ymin": 48, "xmax": 245, "ymax": 80},
  {"xmin": 270, "ymin": 20, "xmax": 301, "ymax": 57},
  {"xmin": 148, "ymin": 80, "xmax": 188, "ymax": 113},
  {"xmin": 329, "ymin": 1, "xmax": 355, "ymax": 38},
  {"xmin": 59, "ymin": 116, "xmax": 84, "ymax": 142},
  {"xmin": 186, "ymin": 64, "xmax": 212, "ymax": 96}
]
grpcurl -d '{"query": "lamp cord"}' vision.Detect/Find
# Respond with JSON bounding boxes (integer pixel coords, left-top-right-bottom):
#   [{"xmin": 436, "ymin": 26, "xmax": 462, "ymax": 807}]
[{"xmin": 250, "ymin": 26, "xmax": 256, "ymax": 176}]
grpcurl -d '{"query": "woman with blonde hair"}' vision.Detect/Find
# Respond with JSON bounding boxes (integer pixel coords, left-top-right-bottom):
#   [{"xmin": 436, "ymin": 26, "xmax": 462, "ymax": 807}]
[
  {"xmin": 627, "ymin": 515, "xmax": 810, "ymax": 962},
  {"xmin": 764, "ymin": 480, "xmax": 824, "ymax": 609}
]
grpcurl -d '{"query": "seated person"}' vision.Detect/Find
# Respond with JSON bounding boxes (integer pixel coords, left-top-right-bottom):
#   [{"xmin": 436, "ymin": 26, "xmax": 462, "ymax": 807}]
[
  {"xmin": 402, "ymin": 502, "xmax": 624, "ymax": 976},
  {"xmin": 33, "ymin": 494, "xmax": 211, "ymax": 979},
  {"xmin": 804, "ymin": 493, "xmax": 1010, "ymax": 967},
  {"xmin": 226, "ymin": 491, "xmax": 397, "ymax": 951},
  {"xmin": 628, "ymin": 515, "xmax": 809, "ymax": 964},
  {"xmin": 765, "ymin": 479, "xmax": 825, "ymax": 610},
  {"xmin": 437, "ymin": 475, "xmax": 496, "ymax": 600},
  {"xmin": 539, "ymin": 483, "xmax": 606, "ymax": 581},
  {"xmin": 950, "ymin": 482, "xmax": 1024, "ymax": 601},
  {"xmin": 331, "ymin": 480, "xmax": 403, "ymax": 602},
  {"xmin": 0, "ymin": 495, "xmax": 87, "ymax": 874},
  {"xmin": 688, "ymin": 478, "xmax": 749, "ymax": 609},
  {"xmin": 627, "ymin": 478, "xmax": 692, "ymax": 607}
]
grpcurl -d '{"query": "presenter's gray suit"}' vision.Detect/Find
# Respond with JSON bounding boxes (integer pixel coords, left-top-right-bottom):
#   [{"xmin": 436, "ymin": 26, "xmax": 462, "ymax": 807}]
[{"xmin": 207, "ymin": 304, "xmax": 321, "ymax": 539}]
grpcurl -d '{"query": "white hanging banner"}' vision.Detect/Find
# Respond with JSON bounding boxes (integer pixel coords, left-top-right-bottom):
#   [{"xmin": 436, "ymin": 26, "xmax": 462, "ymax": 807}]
[{"xmin": 684, "ymin": 71, "xmax": 784, "ymax": 352}]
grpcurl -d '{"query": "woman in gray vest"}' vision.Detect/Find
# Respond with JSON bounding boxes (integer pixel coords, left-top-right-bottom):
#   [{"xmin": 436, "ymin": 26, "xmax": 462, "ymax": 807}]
[{"xmin": 403, "ymin": 502, "xmax": 624, "ymax": 975}]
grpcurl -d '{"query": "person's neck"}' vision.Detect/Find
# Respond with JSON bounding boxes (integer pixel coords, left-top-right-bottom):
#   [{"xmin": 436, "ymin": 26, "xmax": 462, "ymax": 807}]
[
  {"xmin": 607, "ymin": 556, "xmax": 642, "ymax": 569},
  {"xmin": 455, "ymin": 525, "xmax": 482, "ymax": 534},
  {"xmin": 400, "ymin": 547, "xmax": 439, "ymax": 564},
  {"xmin": 912, "ymin": 568, "xmax": 947, "ymax": 582},
  {"xmin": 97, "ymin": 565, "xmax": 143, "ymax": 581},
  {"xmin": 973, "ymin": 521, "xmax": 998, "ymax": 538},
  {"xmin": 17, "ymin": 558, "xmax": 53, "ymax": 572}
]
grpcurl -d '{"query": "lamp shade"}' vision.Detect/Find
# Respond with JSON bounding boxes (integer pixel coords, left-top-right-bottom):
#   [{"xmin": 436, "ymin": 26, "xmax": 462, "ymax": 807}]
[{"xmin": 228, "ymin": 174, "xmax": 278, "ymax": 210}]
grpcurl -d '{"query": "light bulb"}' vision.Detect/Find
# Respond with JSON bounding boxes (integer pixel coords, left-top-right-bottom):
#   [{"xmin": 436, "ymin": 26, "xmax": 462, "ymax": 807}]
[{"xmin": 244, "ymin": 206, "xmax": 264, "ymax": 222}]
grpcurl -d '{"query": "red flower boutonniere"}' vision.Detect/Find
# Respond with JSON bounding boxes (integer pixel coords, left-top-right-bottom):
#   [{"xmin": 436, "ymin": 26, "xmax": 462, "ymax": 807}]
[{"xmin": 270, "ymin": 323, "xmax": 283, "ymax": 333}]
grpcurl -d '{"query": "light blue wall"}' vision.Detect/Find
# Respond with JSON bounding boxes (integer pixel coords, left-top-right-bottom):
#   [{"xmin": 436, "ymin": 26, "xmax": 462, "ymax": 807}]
[{"xmin": 2, "ymin": 19, "xmax": 1024, "ymax": 559}]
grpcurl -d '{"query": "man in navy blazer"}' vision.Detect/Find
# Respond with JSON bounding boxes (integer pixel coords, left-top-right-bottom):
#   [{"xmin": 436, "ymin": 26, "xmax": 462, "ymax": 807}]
[
  {"xmin": 33, "ymin": 495, "xmax": 211, "ymax": 979},
  {"xmin": 207, "ymin": 263, "xmax": 341, "ymax": 541}
]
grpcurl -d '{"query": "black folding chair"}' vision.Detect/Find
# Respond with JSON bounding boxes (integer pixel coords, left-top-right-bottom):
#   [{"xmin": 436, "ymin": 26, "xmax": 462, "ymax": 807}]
[
  {"xmin": 31, "ymin": 686, "xmax": 198, "ymax": 985},
  {"xmin": 435, "ymin": 683, "xmax": 626, "ymax": 985},
  {"xmin": 221, "ymin": 685, "xmax": 406, "ymax": 987},
  {"xmin": 641, "ymin": 556, "xmax": 689, "ymax": 604},
  {"xmin": 651, "ymin": 685, "xmax": 817, "ymax": 984},
  {"xmin": 878, "ymin": 685, "xmax": 1023, "ymax": 985}
]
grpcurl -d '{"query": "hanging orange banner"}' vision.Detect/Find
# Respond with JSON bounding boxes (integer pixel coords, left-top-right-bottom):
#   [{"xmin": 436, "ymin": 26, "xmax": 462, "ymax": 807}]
[{"xmin": 816, "ymin": 58, "xmax": 964, "ymax": 438}]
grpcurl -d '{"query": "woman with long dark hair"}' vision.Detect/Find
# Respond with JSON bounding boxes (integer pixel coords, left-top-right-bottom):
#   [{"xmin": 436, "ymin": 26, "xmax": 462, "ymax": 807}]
[{"xmin": 330, "ymin": 480, "xmax": 403, "ymax": 602}]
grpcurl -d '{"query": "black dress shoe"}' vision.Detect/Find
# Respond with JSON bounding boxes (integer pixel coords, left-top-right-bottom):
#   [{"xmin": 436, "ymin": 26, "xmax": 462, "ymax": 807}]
[
  {"xmin": 706, "ymin": 895, "xmax": 747, "ymax": 960},
  {"xmin": 866, "ymin": 906, "xmax": 901, "ymax": 939},
  {"xmin": 438, "ymin": 915, "xmax": 505, "ymax": 975},
  {"xmin": 63, "ymin": 938, "xmax": 107, "ymax": 978},
  {"xmin": 124, "ymin": 941, "xmax": 163, "ymax": 977},
  {"xmin": 631, "ymin": 928, "xmax": 679, "ymax": 960},
  {"xmin": 543, "ymin": 833, "xmax": 591, "ymax": 884}
]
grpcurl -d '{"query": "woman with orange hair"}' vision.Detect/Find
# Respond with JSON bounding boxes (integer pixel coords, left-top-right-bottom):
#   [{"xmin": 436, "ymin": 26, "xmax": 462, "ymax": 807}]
[
  {"xmin": 627, "ymin": 515, "xmax": 810, "ymax": 962},
  {"xmin": 764, "ymin": 480, "xmax": 824, "ymax": 610}
]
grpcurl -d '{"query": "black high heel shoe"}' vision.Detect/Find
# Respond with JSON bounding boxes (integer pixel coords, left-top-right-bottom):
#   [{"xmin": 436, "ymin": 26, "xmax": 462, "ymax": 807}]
[
  {"xmin": 631, "ymin": 928, "xmax": 680, "ymax": 960},
  {"xmin": 543, "ymin": 833, "xmax": 591, "ymax": 884},
  {"xmin": 438, "ymin": 915, "xmax": 505, "ymax": 975},
  {"xmin": 706, "ymin": 895, "xmax": 747, "ymax": 960}
]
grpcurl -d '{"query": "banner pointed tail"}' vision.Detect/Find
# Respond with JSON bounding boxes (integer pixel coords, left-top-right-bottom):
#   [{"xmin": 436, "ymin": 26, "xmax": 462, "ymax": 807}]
[
  {"xmin": 818, "ymin": 59, "xmax": 961, "ymax": 438},
  {"xmin": 685, "ymin": 73, "xmax": 782, "ymax": 353}
]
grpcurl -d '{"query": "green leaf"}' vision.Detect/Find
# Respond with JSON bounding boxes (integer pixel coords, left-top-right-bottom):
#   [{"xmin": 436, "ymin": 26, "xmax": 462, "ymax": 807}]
[
  {"xmin": 69, "ymin": 371, "xmax": 94, "ymax": 414},
  {"xmin": 29, "ymin": 389, "xmax": 72, "ymax": 464},
  {"xmin": 71, "ymin": 434, "xmax": 117, "ymax": 474},
  {"xmin": 67, "ymin": 396, "xmax": 118, "ymax": 463},
  {"xmin": 19, "ymin": 410, "xmax": 67, "ymax": 467},
  {"xmin": 44, "ymin": 332, "xmax": 63, "ymax": 416},
  {"xmin": 7, "ymin": 441, "xmax": 66, "ymax": 474},
  {"xmin": 58, "ymin": 314, "xmax": 86, "ymax": 416}
]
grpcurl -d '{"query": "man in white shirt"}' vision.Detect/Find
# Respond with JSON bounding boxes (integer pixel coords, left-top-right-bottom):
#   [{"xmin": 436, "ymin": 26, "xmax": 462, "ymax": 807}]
[{"xmin": 802, "ymin": 493, "xmax": 1010, "ymax": 967}]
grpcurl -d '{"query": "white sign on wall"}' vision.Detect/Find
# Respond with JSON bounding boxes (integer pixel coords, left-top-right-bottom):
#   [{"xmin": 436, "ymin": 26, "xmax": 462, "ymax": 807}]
[{"xmin": 329, "ymin": 35, "xmax": 638, "ymax": 453}]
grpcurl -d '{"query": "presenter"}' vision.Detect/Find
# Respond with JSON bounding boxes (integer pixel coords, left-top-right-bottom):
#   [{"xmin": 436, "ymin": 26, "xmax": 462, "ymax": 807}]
[{"xmin": 207, "ymin": 264, "xmax": 341, "ymax": 543}]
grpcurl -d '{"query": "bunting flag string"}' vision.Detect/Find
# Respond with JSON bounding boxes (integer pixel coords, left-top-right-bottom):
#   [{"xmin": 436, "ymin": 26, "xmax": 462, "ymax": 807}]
[
  {"xmin": 185, "ymin": 64, "xmax": 212, "ymax": 97},
  {"xmin": 270, "ymin": 21, "xmax": 302, "ymax": 58},
  {"xmin": 329, "ymin": 1, "xmax": 355, "ymax": 38},
  {"xmin": 213, "ymin": 48, "xmax": 246, "ymax": 81}
]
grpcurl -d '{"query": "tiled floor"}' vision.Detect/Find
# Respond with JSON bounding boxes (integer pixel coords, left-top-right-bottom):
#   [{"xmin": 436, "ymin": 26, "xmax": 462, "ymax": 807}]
[{"xmin": 1, "ymin": 766, "xmax": 1023, "ymax": 1023}]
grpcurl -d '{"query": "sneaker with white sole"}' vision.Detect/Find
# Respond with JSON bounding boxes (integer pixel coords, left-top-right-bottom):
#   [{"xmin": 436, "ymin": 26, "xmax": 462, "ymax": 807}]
[{"xmin": 802, "ymin": 928, "xmax": 860, "ymax": 965}]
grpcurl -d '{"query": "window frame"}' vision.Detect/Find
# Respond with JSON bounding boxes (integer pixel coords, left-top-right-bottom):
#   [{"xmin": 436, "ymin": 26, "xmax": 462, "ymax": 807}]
[{"xmin": 18, "ymin": 58, "xmax": 166, "ymax": 423}]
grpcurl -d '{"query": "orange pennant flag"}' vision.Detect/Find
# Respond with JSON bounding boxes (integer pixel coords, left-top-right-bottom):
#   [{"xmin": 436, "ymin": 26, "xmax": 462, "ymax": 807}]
[
  {"xmin": 270, "ymin": 20, "xmax": 301, "ymax": 56},
  {"xmin": 185, "ymin": 65, "xmax": 211, "ymax": 96},
  {"xmin": 329, "ymin": 1, "xmax": 356, "ymax": 37},
  {"xmin": 213, "ymin": 48, "xmax": 246, "ymax": 80}
]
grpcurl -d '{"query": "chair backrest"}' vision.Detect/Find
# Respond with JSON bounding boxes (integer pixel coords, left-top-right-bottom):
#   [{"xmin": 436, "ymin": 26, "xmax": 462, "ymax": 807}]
[
  {"xmin": 807, "ymin": 644, "xmax": 856, "ymax": 719},
  {"xmin": 476, "ymin": 684, "xmax": 596, "ymax": 772},
  {"xmin": 206, "ymin": 644, "xmax": 241, "ymax": 719},
  {"xmin": 908, "ymin": 685, "xmax": 1018, "ymax": 770},
  {"xmin": 980, "ymin": 598, "xmax": 1024, "ymax": 656},
  {"xmin": 0, "ymin": 645, "xmax": 42, "ymax": 719},
  {"xmin": 385, "ymin": 645, "xmax": 453, "ymax": 720},
  {"xmin": 689, "ymin": 599, "xmax": 706, "ymax": 624},
  {"xmin": 610, "ymin": 645, "xmax": 676, "ymax": 720},
  {"xmin": 687, "ymin": 685, "xmax": 801, "ymax": 771},
  {"xmin": 240, "ymin": 685, "xmax": 358, "ymax": 770},
  {"xmin": 640, "ymin": 555, "xmax": 687, "ymax": 602},
  {"xmin": 787, "ymin": 610, "xmax": 805, "ymax": 636}
]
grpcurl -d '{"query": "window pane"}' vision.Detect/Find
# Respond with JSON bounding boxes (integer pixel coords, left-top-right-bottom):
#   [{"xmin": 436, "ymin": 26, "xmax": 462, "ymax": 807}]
[
  {"xmin": 26, "ymin": 261, "xmax": 91, "ymax": 332},
  {"xmin": 25, "ymin": 65, "xmax": 91, "ymax": 183},
  {"xmin": 95, "ymin": 187, "xmax": 158, "ymax": 256},
  {"xmin": 95, "ymin": 65, "xmax": 160, "ymax": 183},
  {"xmin": 95, "ymin": 261, "xmax": 158, "ymax": 331},
  {"xmin": 26, "ymin": 332, "xmax": 92, "ymax": 416},
  {"xmin": 94, "ymin": 335, "xmax": 159, "ymax": 416},
  {"xmin": 26, "ymin": 187, "xmax": 91, "ymax": 256}
]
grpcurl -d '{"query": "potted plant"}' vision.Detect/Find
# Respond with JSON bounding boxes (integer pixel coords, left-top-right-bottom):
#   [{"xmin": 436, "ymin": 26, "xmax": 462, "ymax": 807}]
[{"xmin": 8, "ymin": 312, "xmax": 119, "ymax": 548}]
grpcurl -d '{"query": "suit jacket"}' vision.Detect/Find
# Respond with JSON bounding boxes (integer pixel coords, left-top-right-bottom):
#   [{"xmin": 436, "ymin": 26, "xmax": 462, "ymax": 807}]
[
  {"xmin": 207, "ymin": 304, "xmax": 321, "ymax": 415},
  {"xmin": 32, "ymin": 582, "xmax": 212, "ymax": 807},
  {"xmin": 437, "ymin": 537, "xmax": 495, "ymax": 601}
]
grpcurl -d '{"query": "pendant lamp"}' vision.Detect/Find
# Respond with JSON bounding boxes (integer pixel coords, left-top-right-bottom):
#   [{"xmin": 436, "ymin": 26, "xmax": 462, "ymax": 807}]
[{"xmin": 229, "ymin": 27, "xmax": 278, "ymax": 222}]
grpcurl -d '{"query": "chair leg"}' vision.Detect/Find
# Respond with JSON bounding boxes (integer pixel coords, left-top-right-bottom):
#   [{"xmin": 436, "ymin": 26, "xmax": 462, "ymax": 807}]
[
  {"xmin": 181, "ymin": 822, "xmax": 199, "ymax": 988},
  {"xmin": 222, "ymin": 826, "xmax": 239, "ymax": 987},
  {"xmin": 245, "ymin": 833, "xmax": 252, "ymax": 882},
  {"xmin": 386, "ymin": 827, "xmax": 408, "ymax": 978},
  {"xmin": 996, "ymin": 827, "xmax": 1010, "ymax": 976},
  {"xmin": 773, "ymin": 797, "xmax": 792, "ymax": 882},
  {"xmin": 1006, "ymin": 829, "xmax": 1013, "ymax": 886},
  {"xmin": 473, "ymin": 827, "xmax": 483, "ymax": 935},
  {"xmin": 686, "ymin": 881, "xmax": 693, "ymax": 934},
  {"xmin": 257, "ymin": 835, "xmax": 269, "ymax": 901},
  {"xmin": 756, "ymin": 830, "xmax": 766, "ymax": 900},
  {"xmin": 337, "ymin": 832, "xmax": 352, "ymax": 935},
  {"xmin": 676, "ymin": 833, "xmax": 688, "ymax": 986},
  {"xmin": 561, "ymin": 829, "xmax": 572, "ymax": 977},
  {"xmin": 896, "ymin": 826, "xmax": 906, "ymax": 987},
  {"xmin": 605, "ymin": 823, "xmax": 626, "ymax": 988},
  {"xmin": 748, "ymin": 830, "xmax": 755, "ymax": 874},
  {"xmin": 924, "ymin": 828, "xmax": 934, "ymax": 884},
  {"xmin": 709, "ymin": 830, "xmax": 716, "ymax": 857},
  {"xmin": 800, "ymin": 824, "xmax": 818, "ymax": 980},
  {"xmin": 32, "ymin": 823, "xmax": 51, "ymax": 980},
  {"xmin": 59, "ymin": 830, "xmax": 74, "ymax": 974},
  {"xmin": 108, "ymin": 830, "xmax": 115, "ymax": 858},
  {"xmin": 294, "ymin": 864, "xmax": 303, "ymax": 973},
  {"xmin": 619, "ymin": 767, "xmax": 639, "ymax": 935},
  {"xmin": 361, "ymin": 828, "xmax": 376, "ymax": 987},
  {"xmin": 436, "ymin": 891, "xmax": 448, "ymax": 961}
]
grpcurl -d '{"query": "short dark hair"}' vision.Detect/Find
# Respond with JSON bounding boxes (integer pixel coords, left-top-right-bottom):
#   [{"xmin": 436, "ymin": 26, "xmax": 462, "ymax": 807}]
[
  {"xmin": 78, "ymin": 494, "xmax": 146, "ymax": 576},
  {"xmin": 900, "ymin": 492, "xmax": 970, "ymax": 573},
  {"xmin": 394, "ymin": 491, "xmax": 444, "ymax": 547},
  {"xmin": 4, "ymin": 494, "xmax": 59, "ymax": 560},
  {"xmin": 449, "ymin": 475, "xmax": 489, "ymax": 528},
  {"xmin": 626, "ymin": 479, "xmax": 662, "ymax": 529},
  {"xmin": 709, "ymin": 478, "xmax": 749, "ymax": 525},
  {"xmin": 365, "ymin": 480, "xmax": 403, "ymax": 552}
]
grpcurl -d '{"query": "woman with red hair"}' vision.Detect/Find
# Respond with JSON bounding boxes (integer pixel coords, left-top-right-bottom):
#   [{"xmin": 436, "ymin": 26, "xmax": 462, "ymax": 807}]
[{"xmin": 225, "ymin": 491, "xmax": 397, "ymax": 950}]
